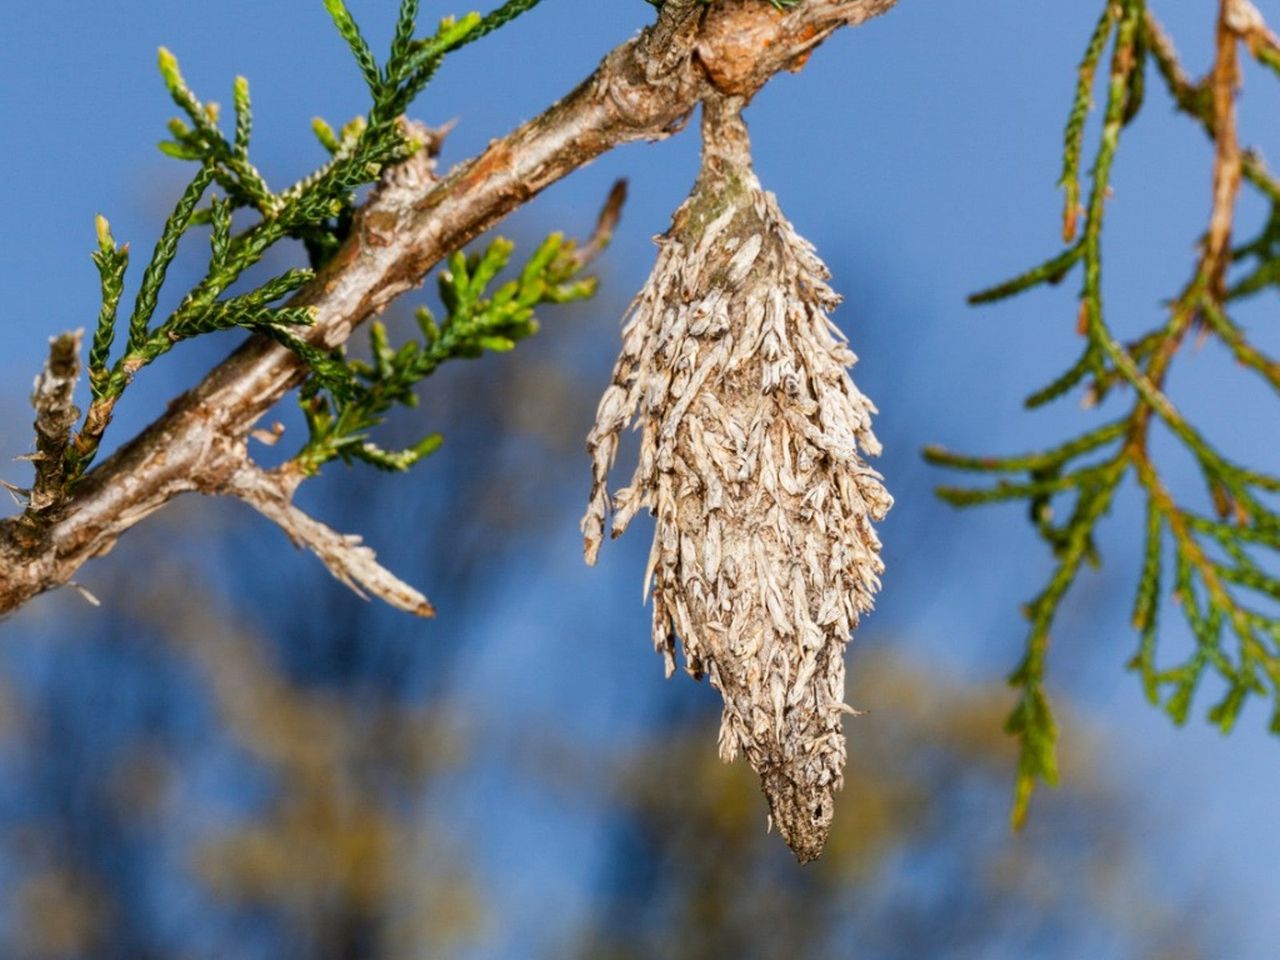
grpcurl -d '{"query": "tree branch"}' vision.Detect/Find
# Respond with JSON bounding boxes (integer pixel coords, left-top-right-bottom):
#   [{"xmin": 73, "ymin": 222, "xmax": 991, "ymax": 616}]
[{"xmin": 0, "ymin": 0, "xmax": 897, "ymax": 616}]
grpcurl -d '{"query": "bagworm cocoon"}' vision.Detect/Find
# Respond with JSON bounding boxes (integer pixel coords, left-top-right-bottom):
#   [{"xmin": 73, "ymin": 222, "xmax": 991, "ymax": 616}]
[{"xmin": 583, "ymin": 96, "xmax": 891, "ymax": 862}]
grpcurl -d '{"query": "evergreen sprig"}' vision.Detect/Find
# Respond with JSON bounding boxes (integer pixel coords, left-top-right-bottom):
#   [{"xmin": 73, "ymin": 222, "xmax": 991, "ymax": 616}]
[
  {"xmin": 294, "ymin": 231, "xmax": 600, "ymax": 476},
  {"xmin": 926, "ymin": 1, "xmax": 1280, "ymax": 827},
  {"xmin": 61, "ymin": 0, "xmax": 550, "ymax": 486}
]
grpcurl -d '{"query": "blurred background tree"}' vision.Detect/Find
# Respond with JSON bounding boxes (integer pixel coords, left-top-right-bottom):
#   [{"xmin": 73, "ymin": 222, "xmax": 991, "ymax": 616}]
[{"xmin": 0, "ymin": 359, "xmax": 1233, "ymax": 958}]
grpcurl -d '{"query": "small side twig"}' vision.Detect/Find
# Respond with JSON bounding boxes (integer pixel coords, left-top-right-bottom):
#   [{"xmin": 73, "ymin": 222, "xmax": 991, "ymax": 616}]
[
  {"xmin": 1205, "ymin": 0, "xmax": 1244, "ymax": 297},
  {"xmin": 933, "ymin": 0, "xmax": 1280, "ymax": 826},
  {"xmin": 220, "ymin": 461, "xmax": 434, "ymax": 618},
  {"xmin": 571, "ymin": 179, "xmax": 628, "ymax": 268}
]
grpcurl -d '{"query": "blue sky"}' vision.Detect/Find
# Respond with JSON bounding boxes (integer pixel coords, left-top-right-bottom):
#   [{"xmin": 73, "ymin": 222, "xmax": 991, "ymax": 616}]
[{"xmin": 2, "ymin": 2, "xmax": 1279, "ymax": 957}]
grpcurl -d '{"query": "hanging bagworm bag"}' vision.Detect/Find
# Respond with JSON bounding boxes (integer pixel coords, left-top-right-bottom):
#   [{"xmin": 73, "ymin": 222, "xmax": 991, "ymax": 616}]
[{"xmin": 583, "ymin": 94, "xmax": 892, "ymax": 862}]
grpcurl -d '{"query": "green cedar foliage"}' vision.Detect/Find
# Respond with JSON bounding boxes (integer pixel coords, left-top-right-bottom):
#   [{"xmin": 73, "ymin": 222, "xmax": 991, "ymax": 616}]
[
  {"xmin": 926, "ymin": 1, "xmax": 1280, "ymax": 826},
  {"xmin": 294, "ymin": 233, "xmax": 599, "ymax": 476},
  {"xmin": 66, "ymin": 0, "xmax": 554, "ymax": 482}
]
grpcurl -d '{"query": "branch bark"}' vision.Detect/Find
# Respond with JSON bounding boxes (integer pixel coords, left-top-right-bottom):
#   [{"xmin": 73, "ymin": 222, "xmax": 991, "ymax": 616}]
[{"xmin": 0, "ymin": 0, "xmax": 897, "ymax": 616}]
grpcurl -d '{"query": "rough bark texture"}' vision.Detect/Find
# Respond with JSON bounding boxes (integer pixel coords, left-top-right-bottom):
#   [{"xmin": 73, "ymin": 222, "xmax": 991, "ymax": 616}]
[
  {"xmin": 582, "ymin": 97, "xmax": 891, "ymax": 862},
  {"xmin": 0, "ymin": 0, "xmax": 897, "ymax": 614}
]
